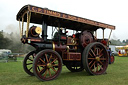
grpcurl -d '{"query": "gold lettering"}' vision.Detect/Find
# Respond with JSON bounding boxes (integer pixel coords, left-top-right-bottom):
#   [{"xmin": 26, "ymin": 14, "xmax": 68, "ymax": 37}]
[
  {"xmin": 68, "ymin": 15, "xmax": 72, "ymax": 19},
  {"xmin": 45, "ymin": 10, "xmax": 60, "ymax": 17},
  {"xmin": 81, "ymin": 19, "xmax": 85, "ymax": 23},
  {"xmin": 43, "ymin": 9, "xmax": 47, "ymax": 14},
  {"xmin": 52, "ymin": 12, "xmax": 57, "ymax": 16},
  {"xmin": 68, "ymin": 15, "xmax": 77, "ymax": 21},
  {"xmin": 77, "ymin": 18, "xmax": 81, "ymax": 22},
  {"xmin": 72, "ymin": 16, "xmax": 76, "ymax": 20},
  {"xmin": 99, "ymin": 23, "xmax": 106, "ymax": 28},
  {"xmin": 62, "ymin": 14, "xmax": 66, "ymax": 18},
  {"xmin": 87, "ymin": 20, "xmax": 95, "ymax": 25},
  {"xmin": 32, "ymin": 7, "xmax": 35, "ymax": 11},
  {"xmin": 84, "ymin": 19, "xmax": 87, "ymax": 23},
  {"xmin": 78, "ymin": 18, "xmax": 84, "ymax": 23},
  {"xmin": 38, "ymin": 8, "xmax": 42, "ymax": 13},
  {"xmin": 56, "ymin": 13, "xmax": 60, "ymax": 17},
  {"xmin": 47, "ymin": 10, "xmax": 53, "ymax": 15},
  {"xmin": 95, "ymin": 22, "xmax": 99, "ymax": 26}
]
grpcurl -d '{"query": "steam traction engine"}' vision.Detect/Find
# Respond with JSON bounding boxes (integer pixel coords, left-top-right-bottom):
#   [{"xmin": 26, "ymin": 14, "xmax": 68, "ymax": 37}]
[{"xmin": 16, "ymin": 5, "xmax": 115, "ymax": 81}]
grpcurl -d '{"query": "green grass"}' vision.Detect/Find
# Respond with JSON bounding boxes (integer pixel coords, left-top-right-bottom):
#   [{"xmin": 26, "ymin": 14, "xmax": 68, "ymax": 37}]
[{"xmin": 0, "ymin": 56, "xmax": 128, "ymax": 85}]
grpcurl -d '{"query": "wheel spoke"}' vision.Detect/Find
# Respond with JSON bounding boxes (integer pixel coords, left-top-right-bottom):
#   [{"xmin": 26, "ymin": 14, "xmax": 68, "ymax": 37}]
[
  {"xmin": 26, "ymin": 63, "xmax": 33, "ymax": 65},
  {"xmin": 43, "ymin": 69, "xmax": 48, "ymax": 77},
  {"xmin": 96, "ymin": 48, "xmax": 99, "ymax": 55},
  {"xmin": 51, "ymin": 67, "xmax": 57, "ymax": 72},
  {"xmin": 51, "ymin": 58, "xmax": 57, "ymax": 64},
  {"xmin": 99, "ymin": 54, "xmax": 103, "ymax": 58},
  {"xmin": 99, "ymin": 49, "xmax": 103, "ymax": 55},
  {"xmin": 96, "ymin": 63, "xmax": 98, "ymax": 72},
  {"xmin": 99, "ymin": 61, "xmax": 103, "ymax": 65},
  {"xmin": 48, "ymin": 69, "xmax": 52, "ymax": 76},
  {"xmin": 28, "ymin": 67, "xmax": 33, "ymax": 71},
  {"xmin": 52, "ymin": 64, "xmax": 59, "ymax": 67},
  {"xmin": 89, "ymin": 52, "xmax": 93, "ymax": 57},
  {"xmin": 39, "ymin": 67, "xmax": 45, "ymax": 74},
  {"xmin": 37, "ymin": 64, "xmax": 46, "ymax": 67},
  {"xmin": 88, "ymin": 58, "xmax": 95, "ymax": 59},
  {"xmin": 39, "ymin": 58, "xmax": 45, "ymax": 63},
  {"xmin": 28, "ymin": 58, "xmax": 33, "ymax": 61},
  {"xmin": 45, "ymin": 53, "xmax": 49, "ymax": 62},
  {"xmin": 99, "ymin": 64, "xmax": 103, "ymax": 70},
  {"xmin": 90, "ymin": 61, "xmax": 95, "ymax": 69},
  {"xmin": 100, "ymin": 58, "xmax": 106, "ymax": 60},
  {"xmin": 37, "ymin": 66, "xmax": 40, "ymax": 71},
  {"xmin": 89, "ymin": 60, "xmax": 93, "ymax": 65},
  {"xmin": 49, "ymin": 54, "xmax": 52, "ymax": 62},
  {"xmin": 91, "ymin": 49, "xmax": 96, "ymax": 57}
]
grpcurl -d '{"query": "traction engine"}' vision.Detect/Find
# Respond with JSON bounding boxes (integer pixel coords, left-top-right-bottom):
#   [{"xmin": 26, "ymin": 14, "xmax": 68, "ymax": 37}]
[{"xmin": 16, "ymin": 5, "xmax": 115, "ymax": 81}]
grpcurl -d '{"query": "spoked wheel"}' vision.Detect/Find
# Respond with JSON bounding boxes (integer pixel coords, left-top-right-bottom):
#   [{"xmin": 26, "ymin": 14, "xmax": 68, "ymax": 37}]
[
  {"xmin": 23, "ymin": 51, "xmax": 36, "ymax": 76},
  {"xmin": 82, "ymin": 42, "xmax": 109, "ymax": 75},
  {"xmin": 110, "ymin": 54, "xmax": 115, "ymax": 64},
  {"xmin": 33, "ymin": 49, "xmax": 62, "ymax": 81},
  {"xmin": 66, "ymin": 63, "xmax": 84, "ymax": 72}
]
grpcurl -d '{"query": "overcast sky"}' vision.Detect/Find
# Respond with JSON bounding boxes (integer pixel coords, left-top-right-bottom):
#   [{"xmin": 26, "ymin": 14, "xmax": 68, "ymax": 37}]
[{"xmin": 0, "ymin": 0, "xmax": 128, "ymax": 41}]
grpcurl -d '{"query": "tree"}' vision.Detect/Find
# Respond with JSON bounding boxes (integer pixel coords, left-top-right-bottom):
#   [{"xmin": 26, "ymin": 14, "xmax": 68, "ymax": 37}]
[
  {"xmin": 110, "ymin": 39, "xmax": 126, "ymax": 46},
  {"xmin": 122, "ymin": 40, "xmax": 126, "ymax": 43},
  {"xmin": 0, "ymin": 30, "xmax": 34, "ymax": 53},
  {"xmin": 0, "ymin": 31, "xmax": 12, "ymax": 49}
]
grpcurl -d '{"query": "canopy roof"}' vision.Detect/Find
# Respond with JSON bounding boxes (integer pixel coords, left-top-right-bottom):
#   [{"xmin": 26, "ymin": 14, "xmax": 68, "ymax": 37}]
[{"xmin": 16, "ymin": 5, "xmax": 115, "ymax": 31}]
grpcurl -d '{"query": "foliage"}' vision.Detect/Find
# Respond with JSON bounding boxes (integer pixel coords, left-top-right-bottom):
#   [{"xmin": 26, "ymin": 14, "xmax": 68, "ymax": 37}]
[
  {"xmin": 110, "ymin": 39, "xmax": 126, "ymax": 46},
  {"xmin": 0, "ymin": 30, "xmax": 34, "ymax": 53},
  {"xmin": 0, "ymin": 31, "xmax": 12, "ymax": 49}
]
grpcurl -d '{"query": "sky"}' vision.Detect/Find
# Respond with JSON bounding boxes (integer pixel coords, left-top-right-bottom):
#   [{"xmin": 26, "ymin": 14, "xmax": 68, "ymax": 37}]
[{"xmin": 0, "ymin": 0, "xmax": 128, "ymax": 41}]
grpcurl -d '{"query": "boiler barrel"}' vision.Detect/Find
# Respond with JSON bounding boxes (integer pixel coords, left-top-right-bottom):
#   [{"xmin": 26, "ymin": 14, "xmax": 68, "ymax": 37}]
[
  {"xmin": 35, "ymin": 42, "xmax": 67, "ymax": 52},
  {"xmin": 35, "ymin": 43, "xmax": 53, "ymax": 49}
]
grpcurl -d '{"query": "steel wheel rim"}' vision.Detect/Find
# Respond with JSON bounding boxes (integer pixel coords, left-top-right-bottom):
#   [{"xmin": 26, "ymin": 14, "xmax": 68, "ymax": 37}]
[
  {"xmin": 33, "ymin": 50, "xmax": 62, "ymax": 81},
  {"xmin": 87, "ymin": 44, "xmax": 108, "ymax": 74},
  {"xmin": 83, "ymin": 42, "xmax": 109, "ymax": 75}
]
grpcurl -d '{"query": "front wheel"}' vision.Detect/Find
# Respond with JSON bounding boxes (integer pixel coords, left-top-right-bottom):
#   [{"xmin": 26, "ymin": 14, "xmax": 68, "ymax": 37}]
[
  {"xmin": 33, "ymin": 49, "xmax": 62, "ymax": 81},
  {"xmin": 82, "ymin": 42, "xmax": 109, "ymax": 75}
]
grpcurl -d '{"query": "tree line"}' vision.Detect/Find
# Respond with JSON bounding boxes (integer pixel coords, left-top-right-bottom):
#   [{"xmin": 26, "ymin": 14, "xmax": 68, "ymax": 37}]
[
  {"xmin": 110, "ymin": 39, "xmax": 128, "ymax": 46},
  {"xmin": 0, "ymin": 30, "xmax": 34, "ymax": 53}
]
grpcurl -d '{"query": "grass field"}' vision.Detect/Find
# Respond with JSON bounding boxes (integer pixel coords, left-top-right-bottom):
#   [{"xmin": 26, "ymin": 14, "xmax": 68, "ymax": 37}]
[{"xmin": 0, "ymin": 56, "xmax": 128, "ymax": 85}]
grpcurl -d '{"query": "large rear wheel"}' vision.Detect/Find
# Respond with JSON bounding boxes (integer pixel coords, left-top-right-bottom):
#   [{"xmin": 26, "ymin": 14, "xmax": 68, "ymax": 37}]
[
  {"xmin": 33, "ymin": 49, "xmax": 62, "ymax": 81},
  {"xmin": 82, "ymin": 42, "xmax": 109, "ymax": 75}
]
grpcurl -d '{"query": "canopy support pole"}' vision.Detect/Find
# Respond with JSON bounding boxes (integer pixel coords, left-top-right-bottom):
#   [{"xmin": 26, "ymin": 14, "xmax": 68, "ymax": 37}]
[
  {"xmin": 26, "ymin": 11, "xmax": 31, "ymax": 37},
  {"xmin": 107, "ymin": 29, "xmax": 112, "ymax": 45},
  {"xmin": 103, "ymin": 29, "xmax": 104, "ymax": 40}
]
